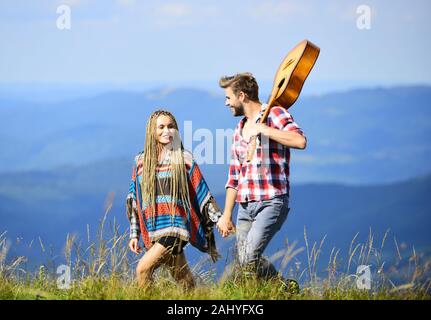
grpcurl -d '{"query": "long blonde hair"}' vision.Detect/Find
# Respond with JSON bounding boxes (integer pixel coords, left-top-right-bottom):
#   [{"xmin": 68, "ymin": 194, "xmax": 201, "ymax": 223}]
[{"xmin": 140, "ymin": 110, "xmax": 191, "ymax": 224}]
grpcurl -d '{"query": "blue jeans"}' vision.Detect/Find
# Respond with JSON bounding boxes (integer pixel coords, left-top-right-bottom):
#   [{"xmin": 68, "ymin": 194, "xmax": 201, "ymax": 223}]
[{"xmin": 236, "ymin": 194, "xmax": 290, "ymax": 280}]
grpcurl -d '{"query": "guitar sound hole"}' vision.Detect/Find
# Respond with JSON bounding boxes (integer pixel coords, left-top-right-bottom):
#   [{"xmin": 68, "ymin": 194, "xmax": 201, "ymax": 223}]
[{"xmin": 277, "ymin": 78, "xmax": 285, "ymax": 88}]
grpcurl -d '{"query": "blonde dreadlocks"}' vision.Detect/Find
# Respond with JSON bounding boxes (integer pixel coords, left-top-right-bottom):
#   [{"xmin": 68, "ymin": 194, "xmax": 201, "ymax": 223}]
[{"xmin": 140, "ymin": 110, "xmax": 192, "ymax": 225}]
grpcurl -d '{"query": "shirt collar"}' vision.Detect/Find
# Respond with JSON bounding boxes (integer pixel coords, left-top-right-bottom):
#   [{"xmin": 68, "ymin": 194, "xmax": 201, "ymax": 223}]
[{"xmin": 239, "ymin": 103, "xmax": 267, "ymax": 128}]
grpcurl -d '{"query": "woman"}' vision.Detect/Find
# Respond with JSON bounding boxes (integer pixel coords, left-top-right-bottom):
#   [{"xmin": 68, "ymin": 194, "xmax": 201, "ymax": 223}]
[{"xmin": 126, "ymin": 110, "xmax": 221, "ymax": 289}]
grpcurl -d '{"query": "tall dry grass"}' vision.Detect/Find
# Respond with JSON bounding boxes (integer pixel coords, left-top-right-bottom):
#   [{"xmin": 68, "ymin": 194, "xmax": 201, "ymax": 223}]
[{"xmin": 1, "ymin": 194, "xmax": 430, "ymax": 300}]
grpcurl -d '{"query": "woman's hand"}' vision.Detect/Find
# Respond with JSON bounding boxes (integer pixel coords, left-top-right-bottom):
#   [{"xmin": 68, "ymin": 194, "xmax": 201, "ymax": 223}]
[
  {"xmin": 216, "ymin": 214, "xmax": 236, "ymax": 238},
  {"xmin": 129, "ymin": 238, "xmax": 143, "ymax": 254}
]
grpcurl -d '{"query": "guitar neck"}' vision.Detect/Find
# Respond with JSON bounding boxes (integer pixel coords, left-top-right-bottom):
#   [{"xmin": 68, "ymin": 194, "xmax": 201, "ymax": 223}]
[{"xmin": 259, "ymin": 87, "xmax": 281, "ymax": 124}]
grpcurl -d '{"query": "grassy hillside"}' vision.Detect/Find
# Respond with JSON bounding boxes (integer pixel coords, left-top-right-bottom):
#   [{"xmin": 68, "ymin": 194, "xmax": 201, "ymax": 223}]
[{"xmin": 0, "ymin": 212, "xmax": 430, "ymax": 300}]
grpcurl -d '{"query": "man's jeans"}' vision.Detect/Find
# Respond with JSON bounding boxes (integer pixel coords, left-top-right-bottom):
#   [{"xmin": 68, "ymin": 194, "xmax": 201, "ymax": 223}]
[{"xmin": 236, "ymin": 194, "xmax": 290, "ymax": 280}]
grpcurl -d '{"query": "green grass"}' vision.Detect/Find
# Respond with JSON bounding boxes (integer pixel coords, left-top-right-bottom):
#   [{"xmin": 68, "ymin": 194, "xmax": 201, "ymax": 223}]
[
  {"xmin": 1, "ymin": 273, "xmax": 429, "ymax": 300},
  {"xmin": 1, "ymin": 202, "xmax": 430, "ymax": 300}
]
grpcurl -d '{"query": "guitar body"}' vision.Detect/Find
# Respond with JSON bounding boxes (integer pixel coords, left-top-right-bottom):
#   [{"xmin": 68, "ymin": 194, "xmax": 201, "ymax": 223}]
[
  {"xmin": 268, "ymin": 40, "xmax": 320, "ymax": 109},
  {"xmin": 246, "ymin": 40, "xmax": 319, "ymax": 162}
]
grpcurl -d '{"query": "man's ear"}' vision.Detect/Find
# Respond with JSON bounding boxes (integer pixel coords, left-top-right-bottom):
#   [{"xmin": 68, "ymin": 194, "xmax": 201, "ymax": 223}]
[{"xmin": 238, "ymin": 91, "xmax": 246, "ymax": 102}]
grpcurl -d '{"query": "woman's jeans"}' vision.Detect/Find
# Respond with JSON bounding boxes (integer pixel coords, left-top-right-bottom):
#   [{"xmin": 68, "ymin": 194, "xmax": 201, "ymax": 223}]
[{"xmin": 236, "ymin": 194, "xmax": 290, "ymax": 280}]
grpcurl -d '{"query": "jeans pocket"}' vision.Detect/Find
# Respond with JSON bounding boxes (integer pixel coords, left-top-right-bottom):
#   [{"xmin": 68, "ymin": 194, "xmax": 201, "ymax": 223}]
[{"xmin": 273, "ymin": 205, "xmax": 289, "ymax": 232}]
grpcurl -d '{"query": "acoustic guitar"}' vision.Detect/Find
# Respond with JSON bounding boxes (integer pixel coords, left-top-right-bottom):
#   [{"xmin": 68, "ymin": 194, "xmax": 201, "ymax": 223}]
[{"xmin": 247, "ymin": 39, "xmax": 320, "ymax": 162}]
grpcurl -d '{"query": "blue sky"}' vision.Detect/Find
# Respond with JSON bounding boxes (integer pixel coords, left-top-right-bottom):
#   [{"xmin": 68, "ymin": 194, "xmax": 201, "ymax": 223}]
[{"xmin": 0, "ymin": 0, "xmax": 430, "ymax": 93}]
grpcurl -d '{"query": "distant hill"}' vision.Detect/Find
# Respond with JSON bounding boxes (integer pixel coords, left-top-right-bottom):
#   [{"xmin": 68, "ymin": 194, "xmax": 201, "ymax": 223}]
[
  {"xmin": 1, "ymin": 85, "xmax": 431, "ymax": 185},
  {"xmin": 292, "ymin": 85, "xmax": 431, "ymax": 184}
]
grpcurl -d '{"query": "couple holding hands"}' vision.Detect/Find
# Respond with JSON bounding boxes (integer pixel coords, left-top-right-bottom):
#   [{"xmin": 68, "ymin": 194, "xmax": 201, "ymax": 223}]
[{"xmin": 126, "ymin": 73, "xmax": 306, "ymax": 291}]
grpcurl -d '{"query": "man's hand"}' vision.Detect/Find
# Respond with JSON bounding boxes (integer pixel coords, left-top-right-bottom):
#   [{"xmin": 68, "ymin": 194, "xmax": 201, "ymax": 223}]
[
  {"xmin": 247, "ymin": 123, "xmax": 270, "ymax": 137},
  {"xmin": 216, "ymin": 214, "xmax": 236, "ymax": 238},
  {"xmin": 128, "ymin": 238, "xmax": 142, "ymax": 254}
]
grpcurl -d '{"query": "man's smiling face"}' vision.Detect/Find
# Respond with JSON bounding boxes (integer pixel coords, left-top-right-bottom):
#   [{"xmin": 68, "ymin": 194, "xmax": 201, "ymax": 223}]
[{"xmin": 224, "ymin": 87, "xmax": 245, "ymax": 117}]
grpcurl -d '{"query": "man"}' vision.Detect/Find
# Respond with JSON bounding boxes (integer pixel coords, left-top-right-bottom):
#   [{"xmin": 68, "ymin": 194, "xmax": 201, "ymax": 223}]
[{"xmin": 216, "ymin": 72, "xmax": 306, "ymax": 291}]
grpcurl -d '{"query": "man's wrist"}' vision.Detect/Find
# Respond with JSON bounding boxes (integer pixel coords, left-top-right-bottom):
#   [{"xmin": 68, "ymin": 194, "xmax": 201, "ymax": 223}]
[{"xmin": 260, "ymin": 124, "xmax": 271, "ymax": 136}]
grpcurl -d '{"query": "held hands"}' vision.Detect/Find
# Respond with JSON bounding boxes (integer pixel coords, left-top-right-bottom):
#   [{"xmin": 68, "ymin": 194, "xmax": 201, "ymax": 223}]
[
  {"xmin": 216, "ymin": 214, "xmax": 236, "ymax": 238},
  {"xmin": 128, "ymin": 238, "xmax": 143, "ymax": 255}
]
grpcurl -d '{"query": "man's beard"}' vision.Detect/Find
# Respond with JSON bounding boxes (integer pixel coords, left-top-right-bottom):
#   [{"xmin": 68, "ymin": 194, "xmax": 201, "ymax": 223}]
[{"xmin": 231, "ymin": 102, "xmax": 245, "ymax": 117}]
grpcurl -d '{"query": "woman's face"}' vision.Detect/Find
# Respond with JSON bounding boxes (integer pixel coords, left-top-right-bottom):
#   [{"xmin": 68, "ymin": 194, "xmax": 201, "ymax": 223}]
[{"xmin": 156, "ymin": 115, "xmax": 176, "ymax": 145}]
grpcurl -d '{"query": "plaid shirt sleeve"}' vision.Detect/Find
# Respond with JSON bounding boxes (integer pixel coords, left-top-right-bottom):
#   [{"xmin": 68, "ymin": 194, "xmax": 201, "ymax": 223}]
[
  {"xmin": 225, "ymin": 131, "xmax": 241, "ymax": 190},
  {"xmin": 269, "ymin": 106, "xmax": 305, "ymax": 136},
  {"xmin": 126, "ymin": 160, "xmax": 141, "ymax": 240}
]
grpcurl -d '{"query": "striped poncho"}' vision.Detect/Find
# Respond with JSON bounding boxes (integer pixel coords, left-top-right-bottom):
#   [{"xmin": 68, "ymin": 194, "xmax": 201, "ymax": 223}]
[{"xmin": 126, "ymin": 150, "xmax": 221, "ymax": 262}]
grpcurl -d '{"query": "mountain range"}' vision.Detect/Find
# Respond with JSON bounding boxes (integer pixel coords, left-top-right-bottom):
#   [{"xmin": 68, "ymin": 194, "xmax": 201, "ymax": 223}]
[
  {"xmin": 0, "ymin": 85, "xmax": 430, "ymax": 278},
  {"xmin": 1, "ymin": 85, "xmax": 431, "ymax": 186}
]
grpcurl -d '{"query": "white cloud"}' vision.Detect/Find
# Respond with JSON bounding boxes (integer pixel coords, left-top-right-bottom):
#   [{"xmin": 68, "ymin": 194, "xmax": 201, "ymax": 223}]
[
  {"xmin": 156, "ymin": 3, "xmax": 192, "ymax": 18},
  {"xmin": 248, "ymin": 0, "xmax": 310, "ymax": 20},
  {"xmin": 146, "ymin": 2, "xmax": 219, "ymax": 28},
  {"xmin": 116, "ymin": 0, "xmax": 136, "ymax": 7}
]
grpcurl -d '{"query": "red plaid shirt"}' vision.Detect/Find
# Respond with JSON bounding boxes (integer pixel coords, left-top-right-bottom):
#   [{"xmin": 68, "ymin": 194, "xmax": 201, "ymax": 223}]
[{"xmin": 226, "ymin": 103, "xmax": 305, "ymax": 203}]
